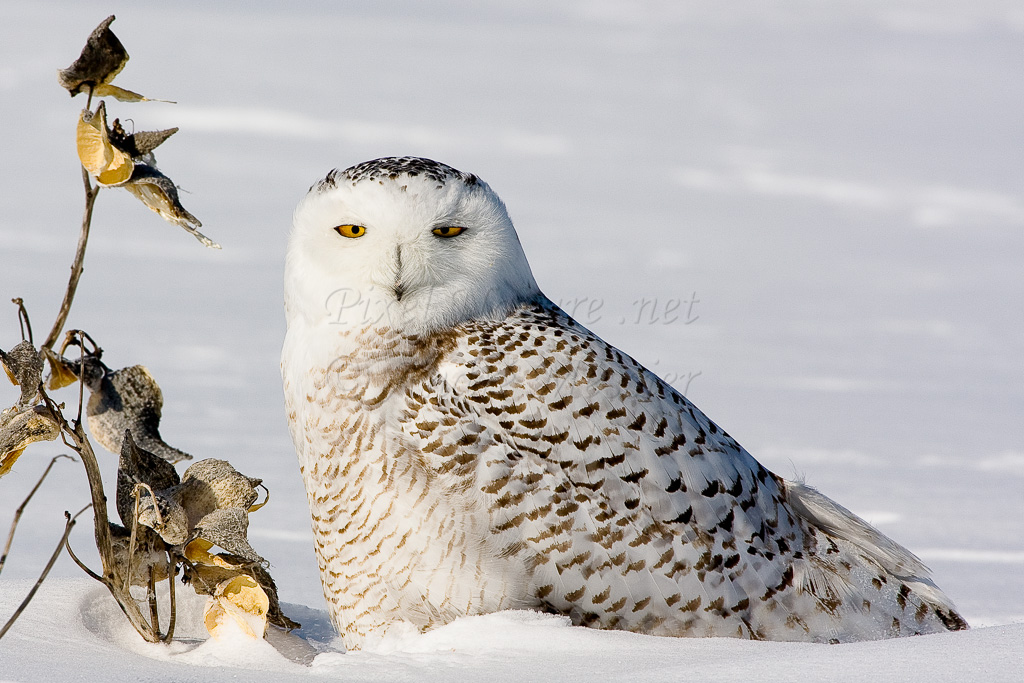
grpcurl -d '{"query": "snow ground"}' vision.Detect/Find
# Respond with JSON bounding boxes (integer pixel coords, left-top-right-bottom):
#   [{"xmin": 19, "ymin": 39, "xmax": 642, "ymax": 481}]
[
  {"xmin": 1, "ymin": 579, "xmax": 1023, "ymax": 683},
  {"xmin": 1, "ymin": 1, "xmax": 1022, "ymax": 680}
]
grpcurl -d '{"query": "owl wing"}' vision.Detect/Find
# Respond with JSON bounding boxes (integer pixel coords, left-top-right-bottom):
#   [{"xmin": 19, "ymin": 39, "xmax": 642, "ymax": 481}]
[{"xmin": 398, "ymin": 299, "xmax": 809, "ymax": 638}]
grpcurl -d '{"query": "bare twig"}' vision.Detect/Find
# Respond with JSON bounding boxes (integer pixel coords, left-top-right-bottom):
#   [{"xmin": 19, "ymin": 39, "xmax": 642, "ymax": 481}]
[
  {"xmin": 147, "ymin": 567, "xmax": 160, "ymax": 637},
  {"xmin": 164, "ymin": 558, "xmax": 176, "ymax": 642},
  {"xmin": 125, "ymin": 487, "xmax": 143, "ymax": 594},
  {"xmin": 0, "ymin": 454, "xmax": 74, "ymax": 577},
  {"xmin": 59, "ymin": 329, "xmax": 101, "ymax": 358},
  {"xmin": 64, "ymin": 535, "xmax": 103, "ymax": 582},
  {"xmin": 76, "ymin": 333, "xmax": 86, "ymax": 424},
  {"xmin": 129, "ymin": 483, "xmax": 178, "ymax": 641},
  {"xmin": 61, "ymin": 329, "xmax": 102, "ymax": 425},
  {"xmin": 177, "ymin": 554, "xmax": 220, "ymax": 596},
  {"xmin": 43, "ymin": 168, "xmax": 100, "ymax": 350},
  {"xmin": 0, "ymin": 505, "xmax": 88, "ymax": 640},
  {"xmin": 11, "ymin": 298, "xmax": 33, "ymax": 344},
  {"xmin": 133, "ymin": 483, "xmax": 163, "ymax": 526}
]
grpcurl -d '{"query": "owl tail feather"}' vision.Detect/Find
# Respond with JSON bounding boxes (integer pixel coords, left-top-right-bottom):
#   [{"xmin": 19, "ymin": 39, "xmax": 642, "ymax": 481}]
[{"xmin": 784, "ymin": 481, "xmax": 968, "ymax": 633}]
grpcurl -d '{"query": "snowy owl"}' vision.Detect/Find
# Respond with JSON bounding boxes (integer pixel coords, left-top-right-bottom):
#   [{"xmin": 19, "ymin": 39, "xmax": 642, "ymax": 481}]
[{"xmin": 282, "ymin": 157, "xmax": 967, "ymax": 650}]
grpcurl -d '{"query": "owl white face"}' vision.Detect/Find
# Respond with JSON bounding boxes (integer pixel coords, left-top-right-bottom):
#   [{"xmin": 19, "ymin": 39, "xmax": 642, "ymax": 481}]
[{"xmin": 286, "ymin": 158, "xmax": 540, "ymax": 334}]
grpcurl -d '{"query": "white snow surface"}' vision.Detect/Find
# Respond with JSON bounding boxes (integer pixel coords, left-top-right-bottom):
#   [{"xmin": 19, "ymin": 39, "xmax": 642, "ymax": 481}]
[
  {"xmin": 1, "ymin": 1, "xmax": 1023, "ymax": 681},
  {"xmin": 1, "ymin": 579, "xmax": 1022, "ymax": 683}
]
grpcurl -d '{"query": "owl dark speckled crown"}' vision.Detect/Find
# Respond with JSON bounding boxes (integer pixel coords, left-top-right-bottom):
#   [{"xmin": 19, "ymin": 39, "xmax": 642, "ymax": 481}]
[{"xmin": 312, "ymin": 156, "xmax": 479, "ymax": 192}]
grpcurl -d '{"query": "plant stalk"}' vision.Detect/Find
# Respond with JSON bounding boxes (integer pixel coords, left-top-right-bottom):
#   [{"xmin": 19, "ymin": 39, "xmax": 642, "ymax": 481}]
[
  {"xmin": 43, "ymin": 168, "xmax": 99, "ymax": 350},
  {"xmin": 0, "ymin": 455, "xmax": 73, "ymax": 577},
  {"xmin": 0, "ymin": 506, "xmax": 85, "ymax": 639},
  {"xmin": 71, "ymin": 421, "xmax": 161, "ymax": 642}
]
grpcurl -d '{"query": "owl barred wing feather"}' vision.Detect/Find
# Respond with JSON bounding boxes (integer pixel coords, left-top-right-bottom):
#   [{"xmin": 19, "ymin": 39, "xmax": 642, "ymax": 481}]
[
  {"xmin": 398, "ymin": 300, "xmax": 966, "ymax": 641},
  {"xmin": 283, "ymin": 155, "xmax": 966, "ymax": 649}
]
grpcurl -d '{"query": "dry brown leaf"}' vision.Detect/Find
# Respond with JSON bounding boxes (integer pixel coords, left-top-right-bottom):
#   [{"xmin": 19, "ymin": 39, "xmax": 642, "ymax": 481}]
[
  {"xmin": 184, "ymin": 557, "xmax": 241, "ymax": 594},
  {"xmin": 77, "ymin": 102, "xmax": 134, "ymax": 186},
  {"xmin": 108, "ymin": 440, "xmax": 298, "ymax": 631}
]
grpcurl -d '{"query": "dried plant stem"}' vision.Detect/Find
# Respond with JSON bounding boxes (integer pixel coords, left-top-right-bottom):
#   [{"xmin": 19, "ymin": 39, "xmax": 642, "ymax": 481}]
[
  {"xmin": 147, "ymin": 569, "xmax": 160, "ymax": 635},
  {"xmin": 64, "ymin": 536, "xmax": 103, "ymax": 582},
  {"xmin": 125, "ymin": 492, "xmax": 143, "ymax": 593},
  {"xmin": 69, "ymin": 420, "xmax": 163, "ymax": 643},
  {"xmin": 0, "ymin": 455, "xmax": 73, "ymax": 577},
  {"xmin": 11, "ymin": 298, "xmax": 33, "ymax": 345},
  {"xmin": 43, "ymin": 168, "xmax": 99, "ymax": 350},
  {"xmin": 30, "ymin": 344, "xmax": 174, "ymax": 645},
  {"xmin": 0, "ymin": 505, "xmax": 87, "ymax": 640},
  {"xmin": 164, "ymin": 558, "xmax": 176, "ymax": 642}
]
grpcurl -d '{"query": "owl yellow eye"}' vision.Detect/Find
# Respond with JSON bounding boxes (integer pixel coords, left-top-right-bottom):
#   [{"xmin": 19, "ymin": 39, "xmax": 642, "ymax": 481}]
[
  {"xmin": 335, "ymin": 224, "xmax": 366, "ymax": 238},
  {"xmin": 431, "ymin": 226, "xmax": 466, "ymax": 238}
]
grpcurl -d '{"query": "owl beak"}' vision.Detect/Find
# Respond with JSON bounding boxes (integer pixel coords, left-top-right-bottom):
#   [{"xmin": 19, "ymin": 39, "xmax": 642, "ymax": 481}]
[{"xmin": 392, "ymin": 245, "xmax": 406, "ymax": 301}]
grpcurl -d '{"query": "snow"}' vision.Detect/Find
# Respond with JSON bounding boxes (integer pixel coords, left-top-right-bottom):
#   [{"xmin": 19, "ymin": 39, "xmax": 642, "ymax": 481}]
[
  {"xmin": 1, "ymin": 0, "xmax": 1022, "ymax": 680},
  {"xmin": 2, "ymin": 579, "xmax": 1023, "ymax": 682}
]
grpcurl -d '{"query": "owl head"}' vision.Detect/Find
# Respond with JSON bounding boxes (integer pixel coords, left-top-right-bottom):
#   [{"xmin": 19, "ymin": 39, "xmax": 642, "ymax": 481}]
[{"xmin": 286, "ymin": 157, "xmax": 540, "ymax": 334}]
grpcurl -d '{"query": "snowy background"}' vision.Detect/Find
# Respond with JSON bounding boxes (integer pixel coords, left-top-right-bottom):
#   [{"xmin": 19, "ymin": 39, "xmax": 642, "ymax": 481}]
[{"xmin": 1, "ymin": 1, "xmax": 1022, "ymax": 680}]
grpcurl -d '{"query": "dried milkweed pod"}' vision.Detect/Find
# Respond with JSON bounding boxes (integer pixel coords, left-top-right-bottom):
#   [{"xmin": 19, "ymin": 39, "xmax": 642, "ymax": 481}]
[
  {"xmin": 75, "ymin": 108, "xmax": 218, "ymax": 246},
  {"xmin": 57, "ymin": 15, "xmax": 129, "ymax": 97},
  {"xmin": 41, "ymin": 348, "xmax": 79, "ymax": 391},
  {"xmin": 123, "ymin": 165, "xmax": 219, "ymax": 248},
  {"xmin": 108, "ymin": 522, "xmax": 171, "ymax": 587},
  {"xmin": 202, "ymin": 574, "xmax": 269, "ymax": 640},
  {"xmin": 0, "ymin": 405, "xmax": 60, "ymax": 478},
  {"xmin": 115, "ymin": 429, "xmax": 181, "ymax": 523},
  {"xmin": 57, "ymin": 15, "xmax": 170, "ymax": 103},
  {"xmin": 1, "ymin": 341, "xmax": 44, "ymax": 407},
  {"xmin": 85, "ymin": 364, "xmax": 192, "ymax": 464},
  {"xmin": 76, "ymin": 102, "xmax": 134, "ymax": 186},
  {"xmin": 178, "ymin": 459, "xmax": 263, "ymax": 519},
  {"xmin": 190, "ymin": 507, "xmax": 264, "ymax": 565},
  {"xmin": 61, "ymin": 15, "xmax": 215, "ymax": 247},
  {"xmin": 108, "ymin": 119, "xmax": 177, "ymax": 160}
]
